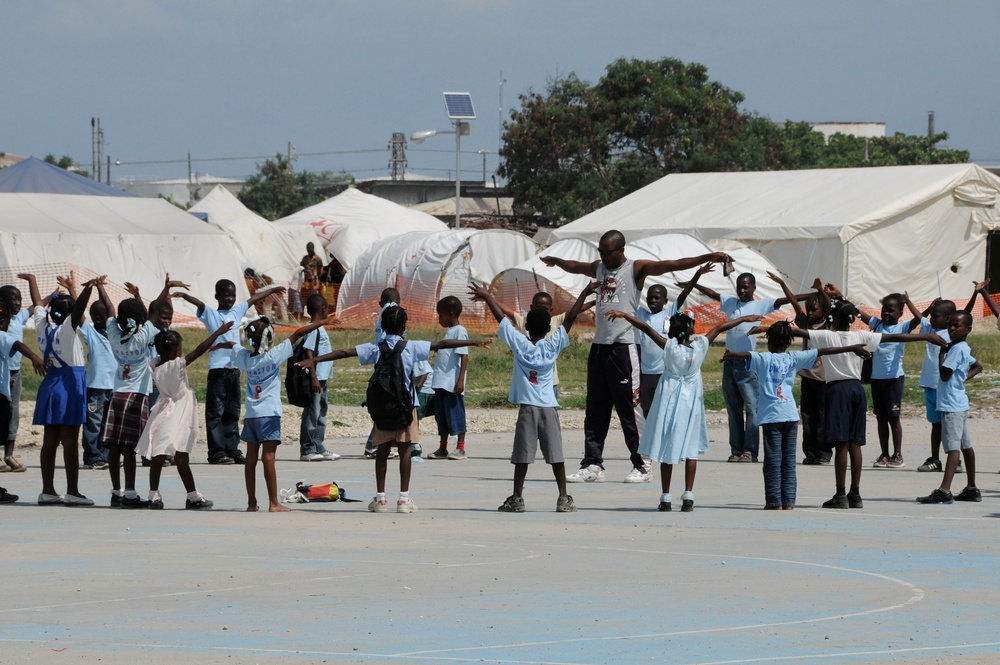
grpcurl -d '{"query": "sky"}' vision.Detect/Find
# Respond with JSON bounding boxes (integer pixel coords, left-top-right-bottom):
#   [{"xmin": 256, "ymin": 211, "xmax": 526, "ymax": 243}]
[{"xmin": 3, "ymin": 0, "xmax": 999, "ymax": 185}]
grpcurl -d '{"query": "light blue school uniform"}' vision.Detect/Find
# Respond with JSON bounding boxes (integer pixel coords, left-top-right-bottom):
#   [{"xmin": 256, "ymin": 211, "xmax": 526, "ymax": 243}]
[
  {"xmin": 918, "ymin": 319, "xmax": 950, "ymax": 389},
  {"xmin": 938, "ymin": 341, "xmax": 975, "ymax": 413},
  {"xmin": 106, "ymin": 318, "xmax": 158, "ymax": 395},
  {"xmin": 199, "ymin": 302, "xmax": 250, "ymax": 370},
  {"xmin": 430, "ymin": 324, "xmax": 468, "ymax": 393},
  {"xmin": 232, "ymin": 339, "xmax": 294, "ymax": 419},
  {"xmin": 636, "ymin": 304, "xmax": 676, "ymax": 374},
  {"xmin": 497, "ymin": 318, "xmax": 568, "ymax": 409},
  {"xmin": 747, "ymin": 350, "xmax": 818, "ymax": 425},
  {"xmin": 300, "ymin": 327, "xmax": 333, "ymax": 381},
  {"xmin": 720, "ymin": 297, "xmax": 778, "ymax": 352},
  {"xmin": 639, "ymin": 336, "xmax": 710, "ymax": 465},
  {"xmin": 0, "ymin": 332, "xmax": 17, "ymax": 400},
  {"xmin": 867, "ymin": 318, "xmax": 910, "ymax": 379},
  {"xmin": 7, "ymin": 310, "xmax": 29, "ymax": 370},
  {"xmin": 356, "ymin": 336, "xmax": 432, "ymax": 403},
  {"xmin": 78, "ymin": 321, "xmax": 116, "ymax": 390}
]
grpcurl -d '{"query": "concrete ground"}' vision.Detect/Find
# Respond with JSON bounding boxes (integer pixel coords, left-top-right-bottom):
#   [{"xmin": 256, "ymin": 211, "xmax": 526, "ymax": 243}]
[{"xmin": 2, "ymin": 413, "xmax": 999, "ymax": 665}]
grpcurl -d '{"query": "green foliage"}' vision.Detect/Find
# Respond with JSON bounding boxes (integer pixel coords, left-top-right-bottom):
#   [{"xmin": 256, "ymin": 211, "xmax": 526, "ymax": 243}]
[
  {"xmin": 42, "ymin": 153, "xmax": 90, "ymax": 178},
  {"xmin": 238, "ymin": 153, "xmax": 330, "ymax": 220}
]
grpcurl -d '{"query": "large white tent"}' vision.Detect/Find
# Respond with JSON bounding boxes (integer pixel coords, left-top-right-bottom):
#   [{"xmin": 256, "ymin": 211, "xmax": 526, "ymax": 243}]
[
  {"xmin": 273, "ymin": 188, "xmax": 447, "ymax": 271},
  {"xmin": 549, "ymin": 164, "xmax": 1000, "ymax": 306},
  {"xmin": 490, "ymin": 234, "xmax": 784, "ymax": 317},
  {"xmin": 189, "ymin": 185, "xmax": 318, "ymax": 283},
  {"xmin": 0, "ymin": 158, "xmax": 247, "ymax": 322},
  {"xmin": 336, "ymin": 229, "xmax": 539, "ymax": 325}
]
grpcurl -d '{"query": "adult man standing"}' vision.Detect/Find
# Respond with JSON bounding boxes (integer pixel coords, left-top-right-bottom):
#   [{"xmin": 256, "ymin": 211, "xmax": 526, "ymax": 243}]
[{"xmin": 541, "ymin": 230, "xmax": 729, "ymax": 483}]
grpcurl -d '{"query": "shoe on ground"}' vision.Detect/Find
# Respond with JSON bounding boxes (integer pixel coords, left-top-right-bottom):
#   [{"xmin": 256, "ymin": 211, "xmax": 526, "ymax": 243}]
[
  {"xmin": 801, "ymin": 457, "xmax": 822, "ymax": 465},
  {"xmin": 556, "ymin": 495, "xmax": 577, "ymax": 512},
  {"xmin": 917, "ymin": 457, "xmax": 942, "ymax": 472},
  {"xmin": 229, "ymin": 454, "xmax": 246, "ymax": 465},
  {"xmin": 396, "ymin": 497, "xmax": 418, "ymax": 513},
  {"xmin": 886, "ymin": 453, "xmax": 905, "ymax": 468},
  {"xmin": 737, "ymin": 454, "xmax": 753, "ymax": 463},
  {"xmin": 162, "ymin": 457, "xmax": 172, "ymax": 467},
  {"xmin": 87, "ymin": 460, "xmax": 109, "ymax": 470},
  {"xmin": 658, "ymin": 501, "xmax": 671, "ymax": 512},
  {"xmin": 4, "ymin": 456, "xmax": 26, "ymax": 472},
  {"xmin": 566, "ymin": 464, "xmax": 605, "ymax": 483},
  {"xmin": 0, "ymin": 459, "xmax": 8, "ymax": 472},
  {"xmin": 956, "ymin": 461, "xmax": 963, "ymax": 473},
  {"xmin": 624, "ymin": 467, "xmax": 651, "ymax": 483},
  {"xmin": 917, "ymin": 488, "xmax": 954, "ymax": 504},
  {"xmin": 110, "ymin": 493, "xmax": 122, "ymax": 508},
  {"xmin": 0, "ymin": 487, "xmax": 18, "ymax": 503},
  {"xmin": 149, "ymin": 498, "xmax": 164, "ymax": 510},
  {"xmin": 363, "ymin": 449, "xmax": 376, "ymax": 459},
  {"xmin": 428, "ymin": 448, "xmax": 449, "ymax": 460},
  {"xmin": 388, "ymin": 448, "xmax": 399, "ymax": 459},
  {"xmin": 38, "ymin": 493, "xmax": 64, "ymax": 506},
  {"xmin": 120, "ymin": 495, "xmax": 148, "ymax": 509},
  {"xmin": 872, "ymin": 454, "xmax": 889, "ymax": 468},
  {"xmin": 764, "ymin": 504, "xmax": 782, "ymax": 510},
  {"xmin": 955, "ymin": 486, "xmax": 982, "ymax": 502},
  {"xmin": 185, "ymin": 496, "xmax": 214, "ymax": 509},
  {"xmin": 847, "ymin": 492, "xmax": 863, "ymax": 509},
  {"xmin": 727, "ymin": 454, "xmax": 740, "ymax": 462},
  {"xmin": 208, "ymin": 456, "xmax": 235, "ymax": 465},
  {"xmin": 300, "ymin": 453, "xmax": 324, "ymax": 462},
  {"xmin": 320, "ymin": 451, "xmax": 341, "ymax": 461},
  {"xmin": 447, "ymin": 449, "xmax": 467, "ymax": 460},
  {"xmin": 817, "ymin": 457, "xmax": 832, "ymax": 465},
  {"xmin": 368, "ymin": 497, "xmax": 388, "ymax": 513},
  {"xmin": 498, "ymin": 495, "xmax": 525, "ymax": 513},
  {"xmin": 681, "ymin": 499, "xmax": 694, "ymax": 512},
  {"xmin": 63, "ymin": 494, "xmax": 94, "ymax": 506},
  {"xmin": 822, "ymin": 494, "xmax": 849, "ymax": 509}
]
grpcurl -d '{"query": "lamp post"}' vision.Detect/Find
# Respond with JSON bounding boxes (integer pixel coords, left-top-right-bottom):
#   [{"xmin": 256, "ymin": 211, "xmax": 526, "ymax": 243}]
[{"xmin": 410, "ymin": 92, "xmax": 475, "ymax": 229}]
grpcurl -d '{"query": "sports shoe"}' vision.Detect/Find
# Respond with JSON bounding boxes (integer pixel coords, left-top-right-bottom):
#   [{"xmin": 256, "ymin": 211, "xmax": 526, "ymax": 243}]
[
  {"xmin": 396, "ymin": 497, "xmax": 418, "ymax": 513},
  {"xmin": 120, "ymin": 495, "xmax": 147, "ymax": 509},
  {"xmin": 847, "ymin": 492, "xmax": 863, "ymax": 509},
  {"xmin": 822, "ymin": 494, "xmax": 849, "ymax": 509},
  {"xmin": 185, "ymin": 496, "xmax": 214, "ymax": 509},
  {"xmin": 363, "ymin": 449, "xmax": 376, "ymax": 459},
  {"xmin": 556, "ymin": 495, "xmax": 577, "ymax": 512},
  {"xmin": 681, "ymin": 491, "xmax": 694, "ymax": 512},
  {"xmin": 110, "ymin": 492, "xmax": 122, "ymax": 508},
  {"xmin": 229, "ymin": 454, "xmax": 246, "ymax": 465},
  {"xmin": 208, "ymin": 456, "xmax": 235, "ymax": 465},
  {"xmin": 148, "ymin": 498, "xmax": 164, "ymax": 510},
  {"xmin": 727, "ymin": 454, "xmax": 740, "ymax": 462},
  {"xmin": 624, "ymin": 467, "xmax": 651, "ymax": 484},
  {"xmin": 0, "ymin": 459, "xmax": 8, "ymax": 472},
  {"xmin": 86, "ymin": 460, "xmax": 109, "ymax": 470},
  {"xmin": 448, "ymin": 449, "xmax": 467, "ymax": 460},
  {"xmin": 917, "ymin": 488, "xmax": 954, "ymax": 504},
  {"xmin": 738, "ymin": 454, "xmax": 753, "ymax": 463},
  {"xmin": 38, "ymin": 493, "xmax": 64, "ymax": 506},
  {"xmin": 498, "ymin": 495, "xmax": 525, "ymax": 513},
  {"xmin": 872, "ymin": 454, "xmax": 889, "ymax": 468},
  {"xmin": 368, "ymin": 497, "xmax": 388, "ymax": 513},
  {"xmin": 4, "ymin": 456, "xmax": 26, "ymax": 472},
  {"xmin": 388, "ymin": 448, "xmax": 399, "ymax": 459},
  {"xmin": 658, "ymin": 500, "xmax": 672, "ymax": 512},
  {"xmin": 0, "ymin": 487, "xmax": 18, "ymax": 503},
  {"xmin": 567, "ymin": 464, "xmax": 605, "ymax": 483},
  {"xmin": 955, "ymin": 487, "xmax": 982, "ymax": 502},
  {"xmin": 300, "ymin": 453, "xmax": 324, "ymax": 462},
  {"xmin": 428, "ymin": 448, "xmax": 449, "ymax": 460},
  {"xmin": 917, "ymin": 457, "xmax": 942, "ymax": 472},
  {"xmin": 886, "ymin": 453, "xmax": 905, "ymax": 469},
  {"xmin": 320, "ymin": 451, "xmax": 341, "ymax": 461},
  {"xmin": 63, "ymin": 494, "xmax": 94, "ymax": 506}
]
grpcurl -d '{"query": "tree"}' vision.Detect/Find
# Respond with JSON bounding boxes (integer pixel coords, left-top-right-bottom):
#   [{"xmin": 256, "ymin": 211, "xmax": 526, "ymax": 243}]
[
  {"xmin": 43, "ymin": 153, "xmax": 90, "ymax": 177},
  {"xmin": 238, "ymin": 153, "xmax": 328, "ymax": 220}
]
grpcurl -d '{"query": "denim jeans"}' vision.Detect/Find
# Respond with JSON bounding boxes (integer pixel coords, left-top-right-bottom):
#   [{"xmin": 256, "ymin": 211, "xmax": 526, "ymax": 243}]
[
  {"xmin": 205, "ymin": 368, "xmax": 242, "ymax": 461},
  {"xmin": 762, "ymin": 421, "xmax": 798, "ymax": 507},
  {"xmin": 82, "ymin": 388, "xmax": 112, "ymax": 464},
  {"xmin": 722, "ymin": 358, "xmax": 759, "ymax": 457},
  {"xmin": 299, "ymin": 380, "xmax": 328, "ymax": 456}
]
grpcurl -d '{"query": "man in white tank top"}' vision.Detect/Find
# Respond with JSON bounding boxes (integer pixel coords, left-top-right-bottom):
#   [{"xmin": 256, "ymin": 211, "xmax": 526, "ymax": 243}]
[{"xmin": 541, "ymin": 230, "xmax": 729, "ymax": 483}]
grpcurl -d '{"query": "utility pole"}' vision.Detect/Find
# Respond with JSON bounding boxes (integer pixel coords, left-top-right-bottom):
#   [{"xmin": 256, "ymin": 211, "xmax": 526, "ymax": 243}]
[
  {"xmin": 188, "ymin": 152, "xmax": 193, "ymax": 185},
  {"xmin": 287, "ymin": 141, "xmax": 294, "ymax": 168},
  {"xmin": 91, "ymin": 118, "xmax": 97, "ymax": 180},
  {"xmin": 928, "ymin": 110, "xmax": 935, "ymax": 137}
]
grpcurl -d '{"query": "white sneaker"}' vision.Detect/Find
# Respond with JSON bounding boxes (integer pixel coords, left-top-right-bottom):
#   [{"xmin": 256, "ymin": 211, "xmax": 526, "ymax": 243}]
[
  {"xmin": 624, "ymin": 467, "xmax": 651, "ymax": 484},
  {"xmin": 320, "ymin": 451, "xmax": 341, "ymax": 461},
  {"xmin": 396, "ymin": 497, "xmax": 418, "ymax": 513},
  {"xmin": 63, "ymin": 494, "xmax": 95, "ymax": 506},
  {"xmin": 300, "ymin": 453, "xmax": 324, "ymax": 462},
  {"xmin": 368, "ymin": 497, "xmax": 388, "ymax": 513},
  {"xmin": 37, "ymin": 493, "xmax": 63, "ymax": 505},
  {"xmin": 567, "ymin": 464, "xmax": 605, "ymax": 483}
]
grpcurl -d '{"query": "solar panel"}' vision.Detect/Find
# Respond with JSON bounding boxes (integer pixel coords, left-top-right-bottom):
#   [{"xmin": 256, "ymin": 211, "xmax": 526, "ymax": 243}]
[{"xmin": 443, "ymin": 92, "xmax": 476, "ymax": 119}]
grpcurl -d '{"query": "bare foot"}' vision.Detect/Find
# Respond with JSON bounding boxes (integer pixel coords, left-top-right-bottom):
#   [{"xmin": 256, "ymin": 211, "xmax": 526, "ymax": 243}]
[
  {"xmin": 268, "ymin": 503, "xmax": 291, "ymax": 513},
  {"xmin": 246, "ymin": 503, "xmax": 259, "ymax": 512}
]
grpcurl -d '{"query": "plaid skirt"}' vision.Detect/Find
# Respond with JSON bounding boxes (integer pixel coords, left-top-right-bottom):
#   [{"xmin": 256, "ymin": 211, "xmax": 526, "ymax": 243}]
[{"xmin": 99, "ymin": 392, "xmax": 149, "ymax": 448}]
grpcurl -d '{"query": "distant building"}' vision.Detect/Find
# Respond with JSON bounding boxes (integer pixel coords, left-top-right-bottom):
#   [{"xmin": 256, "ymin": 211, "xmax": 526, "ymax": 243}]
[
  {"xmin": 116, "ymin": 174, "xmax": 244, "ymax": 208},
  {"xmin": 809, "ymin": 122, "xmax": 886, "ymax": 142}
]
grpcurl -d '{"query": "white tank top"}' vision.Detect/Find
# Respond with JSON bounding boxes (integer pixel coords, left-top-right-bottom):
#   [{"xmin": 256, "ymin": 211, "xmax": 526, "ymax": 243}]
[{"xmin": 594, "ymin": 258, "xmax": 639, "ymax": 345}]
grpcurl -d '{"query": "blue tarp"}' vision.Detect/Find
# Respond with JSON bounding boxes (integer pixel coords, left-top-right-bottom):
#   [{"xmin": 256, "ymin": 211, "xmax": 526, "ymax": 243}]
[{"xmin": 0, "ymin": 157, "xmax": 135, "ymax": 196}]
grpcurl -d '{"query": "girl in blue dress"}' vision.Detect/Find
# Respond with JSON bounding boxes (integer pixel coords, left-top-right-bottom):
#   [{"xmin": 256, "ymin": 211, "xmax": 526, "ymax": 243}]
[{"xmin": 606, "ymin": 309, "xmax": 762, "ymax": 512}]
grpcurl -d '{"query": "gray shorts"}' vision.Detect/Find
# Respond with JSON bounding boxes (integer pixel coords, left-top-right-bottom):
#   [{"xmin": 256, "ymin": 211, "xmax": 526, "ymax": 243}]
[
  {"xmin": 511, "ymin": 405, "xmax": 564, "ymax": 464},
  {"xmin": 941, "ymin": 410, "xmax": 972, "ymax": 452},
  {"xmin": 8, "ymin": 371, "xmax": 21, "ymax": 441}
]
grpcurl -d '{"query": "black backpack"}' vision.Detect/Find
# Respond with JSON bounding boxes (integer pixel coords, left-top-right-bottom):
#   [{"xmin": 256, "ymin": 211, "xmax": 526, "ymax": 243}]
[
  {"xmin": 285, "ymin": 333, "xmax": 321, "ymax": 408},
  {"xmin": 364, "ymin": 341, "xmax": 413, "ymax": 431}
]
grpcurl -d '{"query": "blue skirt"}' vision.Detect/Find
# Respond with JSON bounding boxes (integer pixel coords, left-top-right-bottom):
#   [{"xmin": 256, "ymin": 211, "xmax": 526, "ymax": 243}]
[{"xmin": 33, "ymin": 366, "xmax": 87, "ymax": 426}]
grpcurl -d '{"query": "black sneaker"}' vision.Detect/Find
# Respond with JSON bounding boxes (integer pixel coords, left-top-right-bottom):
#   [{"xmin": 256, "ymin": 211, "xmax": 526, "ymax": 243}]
[
  {"xmin": 681, "ymin": 499, "xmax": 694, "ymax": 512},
  {"xmin": 0, "ymin": 487, "xmax": 18, "ymax": 503},
  {"xmin": 208, "ymin": 457, "xmax": 235, "ymax": 465},
  {"xmin": 185, "ymin": 497, "xmax": 214, "ymax": 510},
  {"xmin": 110, "ymin": 493, "xmax": 122, "ymax": 508},
  {"xmin": 121, "ymin": 495, "xmax": 148, "ymax": 509},
  {"xmin": 917, "ymin": 488, "xmax": 954, "ymax": 504},
  {"xmin": 658, "ymin": 500, "xmax": 672, "ymax": 512},
  {"xmin": 917, "ymin": 457, "xmax": 942, "ymax": 472},
  {"xmin": 149, "ymin": 498, "xmax": 164, "ymax": 510},
  {"xmin": 847, "ymin": 492, "xmax": 863, "ymax": 509},
  {"xmin": 229, "ymin": 454, "xmax": 246, "ymax": 465},
  {"xmin": 822, "ymin": 494, "xmax": 849, "ymax": 509},
  {"xmin": 955, "ymin": 487, "xmax": 982, "ymax": 502}
]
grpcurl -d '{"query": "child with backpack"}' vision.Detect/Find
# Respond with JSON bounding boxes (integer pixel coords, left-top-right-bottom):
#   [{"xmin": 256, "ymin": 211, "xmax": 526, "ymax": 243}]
[{"xmin": 297, "ymin": 306, "xmax": 490, "ymax": 514}]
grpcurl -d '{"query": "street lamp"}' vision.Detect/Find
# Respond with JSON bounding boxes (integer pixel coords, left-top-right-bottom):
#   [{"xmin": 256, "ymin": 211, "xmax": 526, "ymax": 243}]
[{"xmin": 410, "ymin": 92, "xmax": 475, "ymax": 229}]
